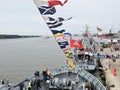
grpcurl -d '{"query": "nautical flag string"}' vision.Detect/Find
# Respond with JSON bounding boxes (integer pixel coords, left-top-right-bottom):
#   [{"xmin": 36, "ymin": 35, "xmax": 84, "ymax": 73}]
[{"xmin": 33, "ymin": 0, "xmax": 75, "ymax": 69}]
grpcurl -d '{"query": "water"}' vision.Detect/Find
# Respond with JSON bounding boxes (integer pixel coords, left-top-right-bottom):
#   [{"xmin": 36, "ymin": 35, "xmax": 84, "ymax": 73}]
[{"xmin": 0, "ymin": 37, "xmax": 66, "ymax": 84}]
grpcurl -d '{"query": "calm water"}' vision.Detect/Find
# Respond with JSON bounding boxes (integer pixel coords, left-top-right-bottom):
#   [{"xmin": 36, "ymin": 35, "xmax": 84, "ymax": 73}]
[{"xmin": 0, "ymin": 37, "xmax": 66, "ymax": 83}]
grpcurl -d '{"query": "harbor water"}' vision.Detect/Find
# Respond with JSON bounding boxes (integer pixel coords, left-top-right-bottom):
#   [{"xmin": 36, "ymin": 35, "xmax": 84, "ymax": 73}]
[{"xmin": 0, "ymin": 37, "xmax": 66, "ymax": 84}]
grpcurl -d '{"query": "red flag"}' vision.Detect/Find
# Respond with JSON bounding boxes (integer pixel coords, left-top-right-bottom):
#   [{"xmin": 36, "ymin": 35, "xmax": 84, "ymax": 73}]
[
  {"xmin": 48, "ymin": 0, "xmax": 68, "ymax": 7},
  {"xmin": 34, "ymin": 0, "xmax": 68, "ymax": 7},
  {"xmin": 70, "ymin": 38, "xmax": 82, "ymax": 48}
]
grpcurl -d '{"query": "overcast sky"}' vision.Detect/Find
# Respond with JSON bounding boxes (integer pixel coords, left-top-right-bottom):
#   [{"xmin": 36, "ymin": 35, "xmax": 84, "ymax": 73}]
[{"xmin": 0, "ymin": 0, "xmax": 120, "ymax": 35}]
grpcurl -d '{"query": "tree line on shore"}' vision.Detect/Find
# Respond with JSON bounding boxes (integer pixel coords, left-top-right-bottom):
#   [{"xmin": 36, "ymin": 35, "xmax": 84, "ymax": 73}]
[{"xmin": 0, "ymin": 34, "xmax": 41, "ymax": 39}]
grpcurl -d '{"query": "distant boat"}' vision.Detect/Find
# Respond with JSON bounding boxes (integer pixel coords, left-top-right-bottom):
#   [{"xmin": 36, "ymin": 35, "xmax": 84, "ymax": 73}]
[
  {"xmin": 98, "ymin": 33, "xmax": 113, "ymax": 39},
  {"xmin": 42, "ymin": 36, "xmax": 50, "ymax": 39}
]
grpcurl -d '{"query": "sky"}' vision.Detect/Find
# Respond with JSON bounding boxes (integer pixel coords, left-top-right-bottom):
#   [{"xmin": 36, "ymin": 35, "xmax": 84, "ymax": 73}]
[{"xmin": 0, "ymin": 0, "xmax": 120, "ymax": 35}]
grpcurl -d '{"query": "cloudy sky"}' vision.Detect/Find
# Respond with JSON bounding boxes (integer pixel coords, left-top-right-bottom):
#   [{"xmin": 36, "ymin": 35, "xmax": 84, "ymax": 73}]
[{"xmin": 0, "ymin": 0, "xmax": 120, "ymax": 35}]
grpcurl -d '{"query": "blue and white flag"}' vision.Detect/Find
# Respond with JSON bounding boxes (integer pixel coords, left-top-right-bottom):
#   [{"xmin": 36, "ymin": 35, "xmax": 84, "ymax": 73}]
[
  {"xmin": 44, "ymin": 16, "xmax": 72, "ymax": 29},
  {"xmin": 47, "ymin": 21, "xmax": 62, "ymax": 29},
  {"xmin": 43, "ymin": 16, "xmax": 72, "ymax": 22},
  {"xmin": 51, "ymin": 30, "xmax": 65, "ymax": 34},
  {"xmin": 38, "ymin": 6, "xmax": 56, "ymax": 15},
  {"xmin": 58, "ymin": 41, "xmax": 69, "ymax": 49}
]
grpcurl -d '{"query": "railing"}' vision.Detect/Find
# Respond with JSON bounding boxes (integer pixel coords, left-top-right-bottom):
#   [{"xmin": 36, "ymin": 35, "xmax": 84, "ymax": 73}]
[{"xmin": 50, "ymin": 66, "xmax": 107, "ymax": 90}]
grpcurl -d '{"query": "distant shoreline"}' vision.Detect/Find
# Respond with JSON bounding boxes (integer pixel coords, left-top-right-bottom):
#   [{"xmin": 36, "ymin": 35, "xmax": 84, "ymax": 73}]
[{"xmin": 0, "ymin": 34, "xmax": 41, "ymax": 39}]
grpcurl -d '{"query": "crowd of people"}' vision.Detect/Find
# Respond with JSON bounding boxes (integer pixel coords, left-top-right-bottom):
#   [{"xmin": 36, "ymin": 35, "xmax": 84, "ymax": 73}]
[
  {"xmin": 112, "ymin": 42, "xmax": 120, "ymax": 51},
  {"xmin": 99, "ymin": 41, "xmax": 120, "ymax": 59},
  {"xmin": 27, "ymin": 69, "xmax": 51, "ymax": 90}
]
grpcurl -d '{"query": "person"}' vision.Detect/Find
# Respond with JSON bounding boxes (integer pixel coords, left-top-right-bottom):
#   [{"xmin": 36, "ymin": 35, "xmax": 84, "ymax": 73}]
[
  {"xmin": 33, "ymin": 70, "xmax": 41, "ymax": 89},
  {"xmin": 1, "ymin": 79, "xmax": 5, "ymax": 84},
  {"xmin": 84, "ymin": 55, "xmax": 89, "ymax": 64},
  {"xmin": 109, "ymin": 62, "xmax": 111, "ymax": 69},
  {"xmin": 43, "ymin": 70, "xmax": 47, "ymax": 82},
  {"xmin": 18, "ymin": 83, "xmax": 24, "ymax": 90},
  {"xmin": 27, "ymin": 80, "xmax": 31, "ymax": 90},
  {"xmin": 34, "ymin": 70, "xmax": 39, "ymax": 77},
  {"xmin": 34, "ymin": 77, "xmax": 41, "ymax": 90}
]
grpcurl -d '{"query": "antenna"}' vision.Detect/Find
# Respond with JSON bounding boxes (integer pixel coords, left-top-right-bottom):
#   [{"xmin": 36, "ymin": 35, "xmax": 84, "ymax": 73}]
[{"xmin": 110, "ymin": 25, "xmax": 113, "ymax": 33}]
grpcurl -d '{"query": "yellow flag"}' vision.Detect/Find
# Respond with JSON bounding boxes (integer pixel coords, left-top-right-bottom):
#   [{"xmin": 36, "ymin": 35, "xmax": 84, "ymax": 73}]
[
  {"xmin": 97, "ymin": 26, "xmax": 102, "ymax": 31},
  {"xmin": 65, "ymin": 52, "xmax": 72, "ymax": 57},
  {"xmin": 54, "ymin": 33, "xmax": 64, "ymax": 37},
  {"xmin": 67, "ymin": 59, "xmax": 75, "ymax": 69}
]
